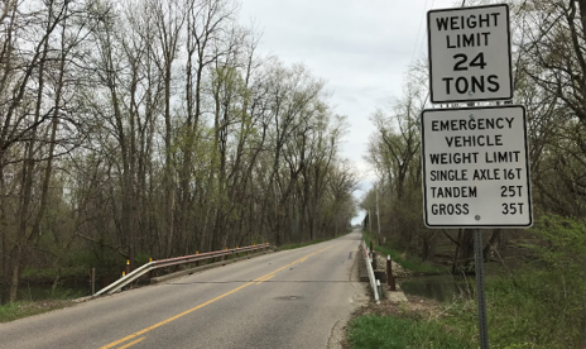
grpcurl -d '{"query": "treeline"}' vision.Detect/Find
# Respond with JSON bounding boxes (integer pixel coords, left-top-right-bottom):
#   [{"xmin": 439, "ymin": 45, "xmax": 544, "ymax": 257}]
[
  {"xmin": 0, "ymin": 0, "xmax": 357, "ymax": 302},
  {"xmin": 362, "ymin": 0, "xmax": 584, "ymax": 272}
]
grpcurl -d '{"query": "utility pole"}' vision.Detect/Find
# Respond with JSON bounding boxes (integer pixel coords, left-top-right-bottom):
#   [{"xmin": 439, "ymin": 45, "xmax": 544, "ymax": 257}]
[
  {"xmin": 583, "ymin": 2, "xmax": 586, "ymax": 345},
  {"xmin": 376, "ymin": 185, "xmax": 381, "ymax": 245}
]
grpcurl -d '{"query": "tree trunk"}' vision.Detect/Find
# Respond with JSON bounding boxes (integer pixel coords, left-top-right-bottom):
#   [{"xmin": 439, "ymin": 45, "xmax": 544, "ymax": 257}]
[
  {"xmin": 9, "ymin": 263, "xmax": 19, "ymax": 302},
  {"xmin": 452, "ymin": 229, "xmax": 474, "ymax": 274}
]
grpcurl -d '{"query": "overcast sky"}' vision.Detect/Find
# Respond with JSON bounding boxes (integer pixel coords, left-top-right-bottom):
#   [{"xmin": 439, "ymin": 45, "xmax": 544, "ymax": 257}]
[{"xmin": 239, "ymin": 0, "xmax": 458, "ymax": 223}]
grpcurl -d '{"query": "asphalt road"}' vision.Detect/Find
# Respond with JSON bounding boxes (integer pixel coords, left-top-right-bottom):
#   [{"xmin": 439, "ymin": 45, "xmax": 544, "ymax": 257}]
[{"xmin": 0, "ymin": 231, "xmax": 367, "ymax": 349}]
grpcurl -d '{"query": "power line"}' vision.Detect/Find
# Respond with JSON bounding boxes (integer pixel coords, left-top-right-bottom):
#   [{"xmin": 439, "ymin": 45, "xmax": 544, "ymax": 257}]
[
  {"xmin": 415, "ymin": 0, "xmax": 436, "ymax": 64},
  {"xmin": 422, "ymin": 0, "xmax": 466, "ymax": 108},
  {"xmin": 409, "ymin": 0, "xmax": 431, "ymax": 65}
]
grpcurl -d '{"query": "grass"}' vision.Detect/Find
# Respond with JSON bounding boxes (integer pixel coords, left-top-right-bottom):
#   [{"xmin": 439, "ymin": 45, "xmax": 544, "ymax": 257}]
[
  {"xmin": 362, "ymin": 231, "xmax": 447, "ymax": 274},
  {"xmin": 347, "ymin": 268, "xmax": 584, "ymax": 349},
  {"xmin": 0, "ymin": 300, "xmax": 73, "ymax": 322},
  {"xmin": 0, "ymin": 284, "xmax": 89, "ymax": 323},
  {"xmin": 347, "ymin": 314, "xmax": 471, "ymax": 349},
  {"xmin": 349, "ymin": 216, "xmax": 584, "ymax": 349}
]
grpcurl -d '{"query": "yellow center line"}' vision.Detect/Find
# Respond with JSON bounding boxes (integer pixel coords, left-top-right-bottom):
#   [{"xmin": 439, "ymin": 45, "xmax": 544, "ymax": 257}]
[
  {"xmin": 254, "ymin": 273, "xmax": 275, "ymax": 283},
  {"xmin": 255, "ymin": 275, "xmax": 275, "ymax": 285},
  {"xmin": 116, "ymin": 337, "xmax": 145, "ymax": 349},
  {"xmin": 98, "ymin": 244, "xmax": 335, "ymax": 349}
]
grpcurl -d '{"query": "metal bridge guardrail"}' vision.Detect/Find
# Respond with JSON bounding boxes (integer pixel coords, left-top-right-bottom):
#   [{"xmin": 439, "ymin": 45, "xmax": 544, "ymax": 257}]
[
  {"xmin": 361, "ymin": 240, "xmax": 380, "ymax": 304},
  {"xmin": 94, "ymin": 243, "xmax": 271, "ymax": 297}
]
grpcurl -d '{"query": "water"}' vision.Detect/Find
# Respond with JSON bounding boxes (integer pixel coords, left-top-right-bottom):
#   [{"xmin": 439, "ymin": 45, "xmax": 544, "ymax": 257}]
[
  {"xmin": 0, "ymin": 283, "xmax": 90, "ymax": 305},
  {"xmin": 400, "ymin": 274, "xmax": 473, "ymax": 302}
]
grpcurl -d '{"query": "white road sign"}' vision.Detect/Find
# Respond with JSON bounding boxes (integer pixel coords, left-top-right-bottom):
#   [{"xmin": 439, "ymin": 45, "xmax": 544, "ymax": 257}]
[
  {"xmin": 421, "ymin": 106, "xmax": 532, "ymax": 228},
  {"xmin": 427, "ymin": 4, "xmax": 513, "ymax": 103}
]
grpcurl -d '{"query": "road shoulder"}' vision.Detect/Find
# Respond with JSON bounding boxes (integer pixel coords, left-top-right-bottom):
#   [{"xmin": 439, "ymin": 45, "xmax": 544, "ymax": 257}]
[{"xmin": 327, "ymin": 245, "xmax": 369, "ymax": 349}]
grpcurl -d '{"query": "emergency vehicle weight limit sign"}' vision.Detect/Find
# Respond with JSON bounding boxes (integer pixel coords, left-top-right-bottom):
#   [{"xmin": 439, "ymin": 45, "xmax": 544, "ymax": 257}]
[
  {"xmin": 427, "ymin": 4, "xmax": 513, "ymax": 103},
  {"xmin": 421, "ymin": 106, "xmax": 532, "ymax": 228}
]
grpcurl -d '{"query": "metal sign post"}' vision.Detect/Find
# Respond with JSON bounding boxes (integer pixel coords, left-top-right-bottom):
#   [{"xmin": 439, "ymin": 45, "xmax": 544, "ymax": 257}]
[{"xmin": 474, "ymin": 228, "xmax": 489, "ymax": 348}]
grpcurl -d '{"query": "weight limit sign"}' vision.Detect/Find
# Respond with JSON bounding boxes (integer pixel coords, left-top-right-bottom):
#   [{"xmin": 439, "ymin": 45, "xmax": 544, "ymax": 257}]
[
  {"xmin": 420, "ymin": 106, "xmax": 532, "ymax": 228},
  {"xmin": 427, "ymin": 4, "xmax": 513, "ymax": 103}
]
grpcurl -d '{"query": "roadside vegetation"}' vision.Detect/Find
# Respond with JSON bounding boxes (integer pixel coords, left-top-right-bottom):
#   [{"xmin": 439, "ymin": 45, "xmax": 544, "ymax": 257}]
[
  {"xmin": 348, "ymin": 314, "xmax": 470, "ymax": 349},
  {"xmin": 362, "ymin": 231, "xmax": 446, "ymax": 274},
  {"xmin": 0, "ymin": 301, "xmax": 73, "ymax": 323},
  {"xmin": 0, "ymin": 286, "xmax": 85, "ymax": 322},
  {"xmin": 0, "ymin": 0, "xmax": 357, "ymax": 304},
  {"xmin": 350, "ymin": 0, "xmax": 585, "ymax": 347},
  {"xmin": 349, "ymin": 215, "xmax": 584, "ymax": 348}
]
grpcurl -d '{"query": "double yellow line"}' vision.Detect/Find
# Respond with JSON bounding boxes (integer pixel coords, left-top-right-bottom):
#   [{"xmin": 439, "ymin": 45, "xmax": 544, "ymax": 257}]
[
  {"xmin": 255, "ymin": 273, "xmax": 275, "ymax": 284},
  {"xmin": 99, "ymin": 244, "xmax": 335, "ymax": 349}
]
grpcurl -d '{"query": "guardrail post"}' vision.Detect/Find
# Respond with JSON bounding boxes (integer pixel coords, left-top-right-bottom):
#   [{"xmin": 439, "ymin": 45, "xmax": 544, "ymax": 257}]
[
  {"xmin": 369, "ymin": 240, "xmax": 377, "ymax": 269},
  {"xmin": 125, "ymin": 260, "xmax": 131, "ymax": 288},
  {"xmin": 362, "ymin": 240, "xmax": 380, "ymax": 304},
  {"xmin": 386, "ymin": 255, "xmax": 396, "ymax": 291},
  {"xmin": 91, "ymin": 267, "xmax": 96, "ymax": 296}
]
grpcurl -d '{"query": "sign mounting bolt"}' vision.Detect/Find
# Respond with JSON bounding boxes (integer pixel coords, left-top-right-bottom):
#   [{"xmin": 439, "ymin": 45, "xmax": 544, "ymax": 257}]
[
  {"xmin": 469, "ymin": 91, "xmax": 474, "ymax": 96},
  {"xmin": 475, "ymin": 215, "xmax": 481, "ymax": 221},
  {"xmin": 470, "ymin": 114, "xmax": 475, "ymax": 119}
]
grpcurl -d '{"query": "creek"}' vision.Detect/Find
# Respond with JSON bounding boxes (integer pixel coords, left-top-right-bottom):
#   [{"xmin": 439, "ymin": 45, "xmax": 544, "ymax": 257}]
[{"xmin": 399, "ymin": 274, "xmax": 474, "ymax": 302}]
